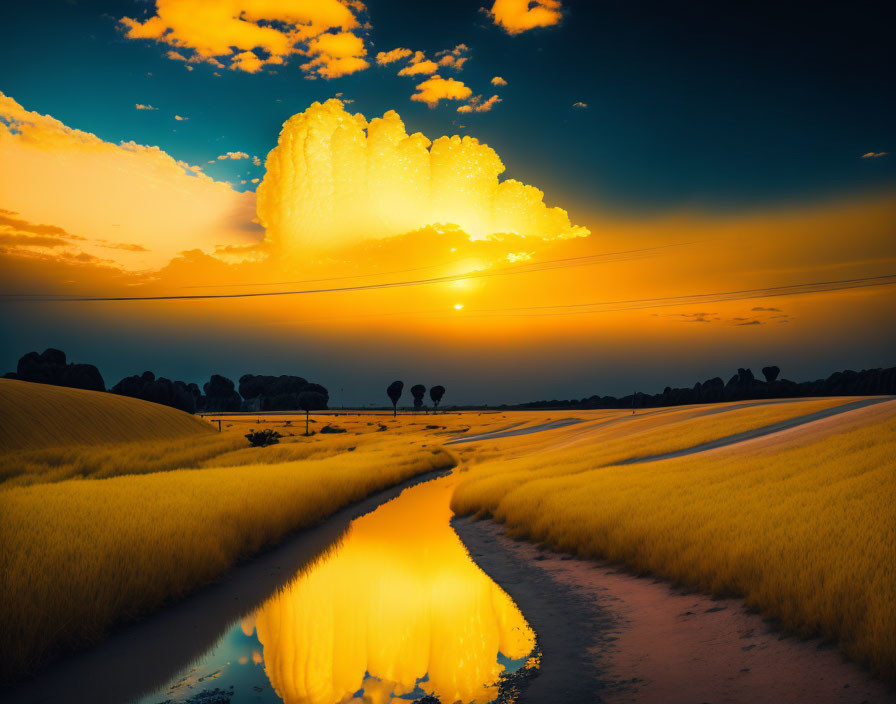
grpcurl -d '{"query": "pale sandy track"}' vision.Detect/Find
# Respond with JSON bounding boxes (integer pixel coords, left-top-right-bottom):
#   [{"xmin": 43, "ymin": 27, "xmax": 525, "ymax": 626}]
[
  {"xmin": 445, "ymin": 418, "xmax": 585, "ymax": 444},
  {"xmin": 621, "ymin": 396, "xmax": 894, "ymax": 464},
  {"xmin": 445, "ymin": 397, "xmax": 874, "ymax": 452}
]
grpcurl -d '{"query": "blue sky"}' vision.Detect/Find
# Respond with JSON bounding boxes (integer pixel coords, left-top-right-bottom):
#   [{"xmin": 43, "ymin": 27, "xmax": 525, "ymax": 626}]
[{"xmin": 2, "ymin": 0, "xmax": 892, "ymax": 216}]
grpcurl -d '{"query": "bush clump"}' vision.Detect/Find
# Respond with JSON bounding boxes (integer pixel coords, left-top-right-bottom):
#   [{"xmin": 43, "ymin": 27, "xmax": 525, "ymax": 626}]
[{"xmin": 245, "ymin": 429, "xmax": 282, "ymax": 447}]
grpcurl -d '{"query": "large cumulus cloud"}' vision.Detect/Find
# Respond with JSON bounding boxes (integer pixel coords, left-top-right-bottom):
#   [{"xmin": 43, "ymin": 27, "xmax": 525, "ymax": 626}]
[{"xmin": 256, "ymin": 99, "xmax": 589, "ymax": 253}]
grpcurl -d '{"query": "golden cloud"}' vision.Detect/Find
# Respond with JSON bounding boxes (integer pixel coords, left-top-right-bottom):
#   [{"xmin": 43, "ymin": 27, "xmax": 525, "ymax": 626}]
[
  {"xmin": 217, "ymin": 151, "xmax": 250, "ymax": 160},
  {"xmin": 458, "ymin": 94, "xmax": 501, "ymax": 113},
  {"xmin": 120, "ymin": 0, "xmax": 368, "ymax": 78},
  {"xmin": 435, "ymin": 44, "xmax": 470, "ymax": 71},
  {"xmin": 437, "ymin": 54, "xmax": 468, "ymax": 70},
  {"xmin": 135, "ymin": 103, "xmax": 157, "ymax": 110},
  {"xmin": 0, "ymin": 209, "xmax": 86, "ymax": 253},
  {"xmin": 375, "ymin": 47, "xmax": 412, "ymax": 65},
  {"xmin": 256, "ymin": 99, "xmax": 588, "ymax": 253},
  {"xmin": 0, "ymin": 92, "xmax": 258, "ymax": 270},
  {"xmin": 490, "ymin": 0, "xmax": 563, "ymax": 34},
  {"xmin": 397, "ymin": 59, "xmax": 438, "ymax": 76},
  {"xmin": 229, "ymin": 50, "xmax": 280, "ymax": 73},
  {"xmin": 490, "ymin": 76, "xmax": 507, "ymax": 86},
  {"xmin": 301, "ymin": 31, "xmax": 369, "ymax": 79},
  {"xmin": 410, "ymin": 75, "xmax": 472, "ymax": 108},
  {"xmin": 436, "ymin": 43, "xmax": 469, "ymax": 57}
]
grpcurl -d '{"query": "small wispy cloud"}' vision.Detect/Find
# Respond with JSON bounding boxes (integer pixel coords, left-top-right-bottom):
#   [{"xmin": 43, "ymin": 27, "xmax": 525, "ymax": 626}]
[
  {"xmin": 491, "ymin": 76, "xmax": 507, "ymax": 86},
  {"xmin": 457, "ymin": 94, "xmax": 501, "ymax": 114},
  {"xmin": 174, "ymin": 115, "xmax": 188, "ymax": 121},
  {"xmin": 573, "ymin": 101, "xmax": 587, "ymax": 109},
  {"xmin": 398, "ymin": 59, "xmax": 439, "ymax": 76},
  {"xmin": 411, "ymin": 76, "xmax": 472, "ymax": 108},
  {"xmin": 135, "ymin": 104, "xmax": 157, "ymax": 111},
  {"xmin": 217, "ymin": 151, "xmax": 250, "ymax": 160},
  {"xmin": 861, "ymin": 151, "xmax": 888, "ymax": 159},
  {"xmin": 376, "ymin": 48, "xmax": 412, "ymax": 65},
  {"xmin": 435, "ymin": 44, "xmax": 469, "ymax": 71},
  {"xmin": 98, "ymin": 241, "xmax": 150, "ymax": 252}
]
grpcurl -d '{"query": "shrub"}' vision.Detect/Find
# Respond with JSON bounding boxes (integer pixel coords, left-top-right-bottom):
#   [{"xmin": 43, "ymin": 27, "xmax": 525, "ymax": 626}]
[{"xmin": 245, "ymin": 429, "xmax": 282, "ymax": 447}]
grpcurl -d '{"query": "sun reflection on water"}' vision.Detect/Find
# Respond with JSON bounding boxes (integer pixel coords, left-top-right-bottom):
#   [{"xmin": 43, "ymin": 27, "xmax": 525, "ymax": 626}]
[
  {"xmin": 247, "ymin": 476, "xmax": 535, "ymax": 703},
  {"xmin": 143, "ymin": 476, "xmax": 536, "ymax": 704}
]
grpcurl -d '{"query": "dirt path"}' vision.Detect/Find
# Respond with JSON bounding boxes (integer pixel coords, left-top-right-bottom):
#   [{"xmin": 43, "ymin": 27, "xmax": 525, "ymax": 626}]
[
  {"xmin": 621, "ymin": 396, "xmax": 894, "ymax": 464},
  {"xmin": 452, "ymin": 516, "xmax": 609, "ymax": 702},
  {"xmin": 445, "ymin": 417, "xmax": 585, "ymax": 444},
  {"xmin": 455, "ymin": 518, "xmax": 895, "ymax": 704}
]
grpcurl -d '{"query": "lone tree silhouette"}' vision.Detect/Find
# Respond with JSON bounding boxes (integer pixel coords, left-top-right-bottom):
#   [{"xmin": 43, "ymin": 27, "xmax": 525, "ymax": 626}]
[
  {"xmin": 429, "ymin": 385, "xmax": 445, "ymax": 412},
  {"xmin": 762, "ymin": 365, "xmax": 781, "ymax": 383},
  {"xmin": 411, "ymin": 384, "xmax": 426, "ymax": 413},
  {"xmin": 387, "ymin": 380, "xmax": 404, "ymax": 418},
  {"xmin": 298, "ymin": 390, "xmax": 326, "ymax": 435}
]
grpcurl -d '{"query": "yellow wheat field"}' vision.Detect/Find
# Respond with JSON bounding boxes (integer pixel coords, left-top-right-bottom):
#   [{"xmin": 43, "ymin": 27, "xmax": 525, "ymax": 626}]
[
  {"xmin": 451, "ymin": 400, "xmax": 896, "ymax": 679},
  {"xmin": 0, "ymin": 379, "xmax": 215, "ymax": 452},
  {"xmin": 0, "ymin": 382, "xmax": 470, "ymax": 682},
  {"xmin": 2, "ymin": 381, "xmax": 889, "ymax": 685},
  {"xmin": 0, "ymin": 443, "xmax": 456, "ymax": 682},
  {"xmin": 0, "ymin": 433, "xmax": 247, "ymax": 488}
]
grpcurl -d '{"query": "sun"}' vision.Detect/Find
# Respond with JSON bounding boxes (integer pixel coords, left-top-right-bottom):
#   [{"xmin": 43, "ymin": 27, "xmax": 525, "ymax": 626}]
[{"xmin": 454, "ymin": 303, "xmax": 464, "ymax": 310}]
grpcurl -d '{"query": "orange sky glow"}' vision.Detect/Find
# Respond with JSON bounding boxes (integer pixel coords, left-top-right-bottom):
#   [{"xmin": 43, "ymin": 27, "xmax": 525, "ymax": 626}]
[{"xmin": 1, "ymin": 91, "xmax": 893, "ymax": 402}]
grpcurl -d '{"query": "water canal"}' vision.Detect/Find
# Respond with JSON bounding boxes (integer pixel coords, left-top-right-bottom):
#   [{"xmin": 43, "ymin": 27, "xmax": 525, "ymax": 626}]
[{"xmin": 132, "ymin": 475, "xmax": 537, "ymax": 704}]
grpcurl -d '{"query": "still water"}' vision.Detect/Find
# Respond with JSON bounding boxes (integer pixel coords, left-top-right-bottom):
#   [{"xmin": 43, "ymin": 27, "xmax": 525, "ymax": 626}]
[{"xmin": 135, "ymin": 476, "xmax": 536, "ymax": 704}]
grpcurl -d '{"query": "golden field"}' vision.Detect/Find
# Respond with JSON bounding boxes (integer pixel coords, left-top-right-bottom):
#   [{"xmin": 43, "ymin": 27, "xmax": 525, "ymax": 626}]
[
  {"xmin": 1, "ymin": 380, "xmax": 892, "ymax": 685},
  {"xmin": 451, "ymin": 398, "xmax": 896, "ymax": 680},
  {"xmin": 0, "ymin": 383, "xmax": 468, "ymax": 683},
  {"xmin": 0, "ymin": 379, "xmax": 215, "ymax": 452}
]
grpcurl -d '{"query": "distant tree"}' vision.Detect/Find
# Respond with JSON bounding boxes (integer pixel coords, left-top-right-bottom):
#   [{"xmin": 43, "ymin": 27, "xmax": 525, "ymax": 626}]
[
  {"xmin": 203, "ymin": 374, "xmax": 241, "ymax": 411},
  {"xmin": 762, "ymin": 365, "xmax": 781, "ymax": 383},
  {"xmin": 10, "ymin": 348, "xmax": 105, "ymax": 391},
  {"xmin": 111, "ymin": 371, "xmax": 197, "ymax": 413},
  {"xmin": 429, "ymin": 385, "xmax": 445, "ymax": 412},
  {"xmin": 245, "ymin": 429, "xmax": 281, "ymax": 447},
  {"xmin": 298, "ymin": 390, "xmax": 327, "ymax": 435},
  {"xmin": 387, "ymin": 380, "xmax": 404, "ymax": 418},
  {"xmin": 410, "ymin": 384, "xmax": 426, "ymax": 413}
]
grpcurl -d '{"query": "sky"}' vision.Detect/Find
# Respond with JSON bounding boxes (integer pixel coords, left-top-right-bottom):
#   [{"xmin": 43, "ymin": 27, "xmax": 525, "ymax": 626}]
[{"xmin": 0, "ymin": 0, "xmax": 894, "ymax": 405}]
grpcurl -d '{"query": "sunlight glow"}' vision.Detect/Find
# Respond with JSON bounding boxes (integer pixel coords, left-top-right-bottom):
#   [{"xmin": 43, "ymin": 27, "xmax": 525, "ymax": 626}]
[{"xmin": 256, "ymin": 99, "xmax": 589, "ymax": 254}]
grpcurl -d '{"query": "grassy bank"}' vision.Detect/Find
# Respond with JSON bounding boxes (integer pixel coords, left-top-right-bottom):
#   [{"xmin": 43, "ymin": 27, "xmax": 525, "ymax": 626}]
[
  {"xmin": 0, "ymin": 442, "xmax": 455, "ymax": 683},
  {"xmin": 451, "ymin": 400, "xmax": 896, "ymax": 679}
]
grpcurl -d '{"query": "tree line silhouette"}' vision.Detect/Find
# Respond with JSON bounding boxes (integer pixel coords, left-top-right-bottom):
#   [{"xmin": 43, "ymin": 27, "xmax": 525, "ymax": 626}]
[
  {"xmin": 2, "ymin": 349, "xmax": 329, "ymax": 415},
  {"xmin": 4, "ymin": 349, "xmax": 893, "ymax": 414},
  {"xmin": 518, "ymin": 365, "xmax": 896, "ymax": 410}
]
